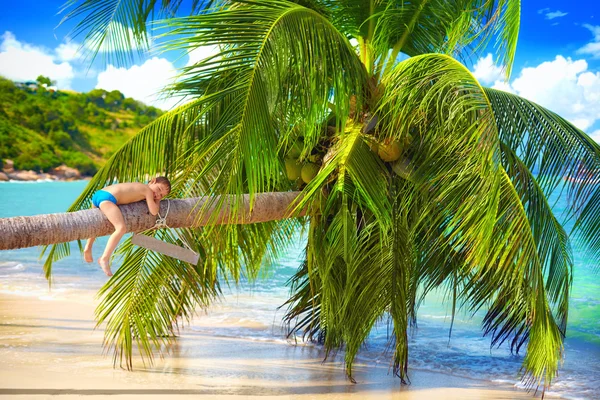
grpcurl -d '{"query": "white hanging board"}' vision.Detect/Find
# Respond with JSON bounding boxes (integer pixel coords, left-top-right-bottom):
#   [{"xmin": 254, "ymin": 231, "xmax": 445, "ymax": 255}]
[{"xmin": 131, "ymin": 234, "xmax": 199, "ymax": 265}]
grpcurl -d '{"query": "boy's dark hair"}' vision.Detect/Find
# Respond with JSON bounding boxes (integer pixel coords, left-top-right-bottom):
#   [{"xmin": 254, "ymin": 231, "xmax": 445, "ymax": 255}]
[{"xmin": 154, "ymin": 176, "xmax": 171, "ymax": 193}]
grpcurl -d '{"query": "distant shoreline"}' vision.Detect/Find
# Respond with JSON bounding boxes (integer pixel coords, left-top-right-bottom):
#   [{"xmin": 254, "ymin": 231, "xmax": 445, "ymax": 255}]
[
  {"xmin": 0, "ymin": 164, "xmax": 91, "ymax": 182},
  {"xmin": 0, "ymin": 177, "xmax": 91, "ymax": 182}
]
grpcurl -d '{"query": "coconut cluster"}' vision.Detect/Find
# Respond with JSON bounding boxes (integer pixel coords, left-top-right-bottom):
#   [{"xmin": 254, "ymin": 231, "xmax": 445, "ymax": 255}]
[
  {"xmin": 284, "ymin": 139, "xmax": 320, "ymax": 185},
  {"xmin": 283, "ymin": 122, "xmax": 414, "ymax": 186}
]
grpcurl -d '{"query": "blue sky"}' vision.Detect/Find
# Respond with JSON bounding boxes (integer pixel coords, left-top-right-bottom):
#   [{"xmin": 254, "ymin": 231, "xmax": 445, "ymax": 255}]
[{"xmin": 0, "ymin": 0, "xmax": 599, "ymax": 136}]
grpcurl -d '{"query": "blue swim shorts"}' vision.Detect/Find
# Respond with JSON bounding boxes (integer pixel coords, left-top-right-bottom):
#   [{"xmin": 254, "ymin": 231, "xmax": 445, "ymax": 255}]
[{"xmin": 92, "ymin": 190, "xmax": 118, "ymax": 208}]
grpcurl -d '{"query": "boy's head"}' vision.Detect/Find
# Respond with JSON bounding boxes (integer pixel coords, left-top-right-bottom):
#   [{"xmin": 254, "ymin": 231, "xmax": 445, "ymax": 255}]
[{"xmin": 148, "ymin": 176, "xmax": 171, "ymax": 200}]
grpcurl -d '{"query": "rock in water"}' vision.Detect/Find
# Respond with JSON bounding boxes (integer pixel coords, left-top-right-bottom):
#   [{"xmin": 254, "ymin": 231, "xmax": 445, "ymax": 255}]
[
  {"xmin": 8, "ymin": 170, "xmax": 39, "ymax": 181},
  {"xmin": 53, "ymin": 165, "xmax": 81, "ymax": 179}
]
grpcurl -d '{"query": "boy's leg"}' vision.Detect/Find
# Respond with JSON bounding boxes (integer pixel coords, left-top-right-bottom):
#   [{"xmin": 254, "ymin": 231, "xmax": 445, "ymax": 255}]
[
  {"xmin": 98, "ymin": 201, "xmax": 126, "ymax": 277},
  {"xmin": 83, "ymin": 205, "xmax": 97, "ymax": 263},
  {"xmin": 83, "ymin": 238, "xmax": 96, "ymax": 263}
]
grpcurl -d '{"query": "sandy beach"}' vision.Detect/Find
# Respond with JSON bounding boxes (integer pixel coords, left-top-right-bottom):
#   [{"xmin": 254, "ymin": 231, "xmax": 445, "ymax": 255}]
[{"xmin": 0, "ymin": 290, "xmax": 554, "ymax": 400}]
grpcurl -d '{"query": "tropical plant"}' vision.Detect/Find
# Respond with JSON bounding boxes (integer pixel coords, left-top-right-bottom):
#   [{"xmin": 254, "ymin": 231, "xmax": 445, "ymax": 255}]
[{"xmin": 40, "ymin": 0, "xmax": 600, "ymax": 393}]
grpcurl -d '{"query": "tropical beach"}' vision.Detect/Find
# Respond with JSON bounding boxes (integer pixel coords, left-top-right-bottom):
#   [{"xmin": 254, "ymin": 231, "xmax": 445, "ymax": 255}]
[
  {"xmin": 2, "ymin": 0, "xmax": 600, "ymax": 399},
  {"xmin": 1, "ymin": 181, "xmax": 599, "ymax": 399},
  {"xmin": 0, "ymin": 290, "xmax": 557, "ymax": 400}
]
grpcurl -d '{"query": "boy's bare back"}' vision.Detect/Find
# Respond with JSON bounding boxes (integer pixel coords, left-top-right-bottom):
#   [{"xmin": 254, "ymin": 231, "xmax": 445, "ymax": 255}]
[{"xmin": 102, "ymin": 182, "xmax": 152, "ymax": 205}]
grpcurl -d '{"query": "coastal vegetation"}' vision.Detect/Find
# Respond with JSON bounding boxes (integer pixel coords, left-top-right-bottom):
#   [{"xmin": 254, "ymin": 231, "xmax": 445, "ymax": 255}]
[
  {"xmin": 29, "ymin": 0, "xmax": 600, "ymax": 393},
  {"xmin": 0, "ymin": 76, "xmax": 161, "ymax": 175}
]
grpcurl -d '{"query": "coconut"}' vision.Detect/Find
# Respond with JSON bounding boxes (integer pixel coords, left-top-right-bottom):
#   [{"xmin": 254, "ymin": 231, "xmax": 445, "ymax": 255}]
[
  {"xmin": 301, "ymin": 162, "xmax": 319, "ymax": 183},
  {"xmin": 284, "ymin": 158, "xmax": 302, "ymax": 180},
  {"xmin": 367, "ymin": 139, "xmax": 379, "ymax": 153},
  {"xmin": 288, "ymin": 140, "xmax": 303, "ymax": 158},
  {"xmin": 378, "ymin": 139, "xmax": 402, "ymax": 162}
]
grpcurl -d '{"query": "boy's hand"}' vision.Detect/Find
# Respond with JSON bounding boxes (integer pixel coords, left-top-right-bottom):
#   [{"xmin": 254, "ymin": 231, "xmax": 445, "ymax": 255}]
[{"xmin": 145, "ymin": 191, "xmax": 160, "ymax": 216}]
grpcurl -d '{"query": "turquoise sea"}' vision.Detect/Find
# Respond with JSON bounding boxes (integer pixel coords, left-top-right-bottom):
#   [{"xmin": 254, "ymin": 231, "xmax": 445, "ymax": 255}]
[{"xmin": 0, "ymin": 180, "xmax": 598, "ymax": 399}]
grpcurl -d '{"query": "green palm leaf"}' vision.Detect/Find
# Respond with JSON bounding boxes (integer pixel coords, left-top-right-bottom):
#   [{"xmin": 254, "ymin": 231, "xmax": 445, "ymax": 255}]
[
  {"xmin": 373, "ymin": 0, "xmax": 520, "ymax": 78},
  {"xmin": 58, "ymin": 0, "xmax": 216, "ymax": 65},
  {"xmin": 485, "ymin": 88, "xmax": 600, "ymax": 259},
  {"xmin": 98, "ymin": 220, "xmax": 299, "ymax": 368},
  {"xmin": 478, "ymin": 170, "xmax": 564, "ymax": 388},
  {"xmin": 97, "ymin": 228, "xmax": 215, "ymax": 368}
]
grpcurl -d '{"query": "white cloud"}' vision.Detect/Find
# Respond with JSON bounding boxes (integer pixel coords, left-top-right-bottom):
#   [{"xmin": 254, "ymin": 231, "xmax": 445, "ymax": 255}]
[
  {"xmin": 95, "ymin": 45, "xmax": 221, "ymax": 110},
  {"xmin": 0, "ymin": 31, "xmax": 75, "ymax": 89},
  {"xmin": 473, "ymin": 55, "xmax": 600, "ymax": 133},
  {"xmin": 186, "ymin": 45, "xmax": 220, "ymax": 67},
  {"xmin": 55, "ymin": 42, "xmax": 80, "ymax": 62},
  {"xmin": 546, "ymin": 11, "xmax": 568, "ymax": 20},
  {"xmin": 96, "ymin": 57, "xmax": 179, "ymax": 109},
  {"xmin": 537, "ymin": 8, "xmax": 568, "ymax": 20},
  {"xmin": 577, "ymin": 24, "xmax": 600, "ymax": 58},
  {"xmin": 489, "ymin": 79, "xmax": 513, "ymax": 94},
  {"xmin": 472, "ymin": 53, "xmax": 505, "ymax": 85},
  {"xmin": 589, "ymin": 129, "xmax": 600, "ymax": 143}
]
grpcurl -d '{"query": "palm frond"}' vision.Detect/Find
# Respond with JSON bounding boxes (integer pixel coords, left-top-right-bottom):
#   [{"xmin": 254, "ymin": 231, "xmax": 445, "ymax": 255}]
[
  {"xmin": 498, "ymin": 141, "xmax": 572, "ymax": 333},
  {"xmin": 376, "ymin": 53, "xmax": 501, "ymax": 268},
  {"xmin": 97, "ymin": 217, "xmax": 298, "ymax": 368},
  {"xmin": 374, "ymin": 0, "xmax": 520, "ymax": 78},
  {"xmin": 97, "ymin": 228, "xmax": 217, "ymax": 368},
  {"xmin": 287, "ymin": 53, "xmax": 506, "ymax": 383},
  {"xmin": 485, "ymin": 88, "xmax": 600, "ymax": 259},
  {"xmin": 473, "ymin": 170, "xmax": 564, "ymax": 389},
  {"xmin": 58, "ymin": 0, "xmax": 218, "ymax": 65},
  {"xmin": 155, "ymin": 1, "xmax": 366, "ymax": 218}
]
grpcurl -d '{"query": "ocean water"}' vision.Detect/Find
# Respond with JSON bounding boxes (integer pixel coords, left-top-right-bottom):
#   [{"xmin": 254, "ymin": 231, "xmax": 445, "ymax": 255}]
[{"xmin": 0, "ymin": 180, "xmax": 599, "ymax": 399}]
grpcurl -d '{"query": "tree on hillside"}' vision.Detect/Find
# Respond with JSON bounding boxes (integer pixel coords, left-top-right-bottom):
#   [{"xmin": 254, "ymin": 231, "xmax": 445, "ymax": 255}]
[
  {"xmin": 105, "ymin": 90, "xmax": 125, "ymax": 109},
  {"xmin": 87, "ymin": 88, "xmax": 107, "ymax": 107},
  {"xmin": 36, "ymin": 0, "xmax": 600, "ymax": 392},
  {"xmin": 36, "ymin": 75, "xmax": 53, "ymax": 87}
]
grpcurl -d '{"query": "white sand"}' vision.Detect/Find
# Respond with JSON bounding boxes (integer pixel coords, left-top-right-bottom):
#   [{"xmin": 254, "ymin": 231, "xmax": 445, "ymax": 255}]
[{"xmin": 0, "ymin": 291, "xmax": 553, "ymax": 399}]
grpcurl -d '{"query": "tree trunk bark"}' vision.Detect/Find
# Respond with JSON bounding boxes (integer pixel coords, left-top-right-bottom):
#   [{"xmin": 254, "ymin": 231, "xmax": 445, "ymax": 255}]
[{"xmin": 0, "ymin": 191, "xmax": 304, "ymax": 250}]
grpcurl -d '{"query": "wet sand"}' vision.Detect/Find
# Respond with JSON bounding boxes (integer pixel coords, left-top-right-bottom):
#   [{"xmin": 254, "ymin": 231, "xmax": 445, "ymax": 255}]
[{"xmin": 0, "ymin": 291, "xmax": 552, "ymax": 399}]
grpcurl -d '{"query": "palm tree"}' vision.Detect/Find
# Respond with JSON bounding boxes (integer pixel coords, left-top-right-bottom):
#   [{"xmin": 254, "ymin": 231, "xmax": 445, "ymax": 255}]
[{"xmin": 29, "ymin": 0, "xmax": 600, "ymax": 392}]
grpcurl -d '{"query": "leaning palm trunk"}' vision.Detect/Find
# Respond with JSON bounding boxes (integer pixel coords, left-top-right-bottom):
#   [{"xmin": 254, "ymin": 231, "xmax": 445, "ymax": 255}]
[{"xmin": 0, "ymin": 191, "xmax": 303, "ymax": 250}]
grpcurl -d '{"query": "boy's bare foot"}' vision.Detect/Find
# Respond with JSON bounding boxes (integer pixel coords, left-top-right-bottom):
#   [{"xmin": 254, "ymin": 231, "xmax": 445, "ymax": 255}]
[
  {"xmin": 83, "ymin": 247, "xmax": 93, "ymax": 263},
  {"xmin": 98, "ymin": 257, "xmax": 113, "ymax": 277}
]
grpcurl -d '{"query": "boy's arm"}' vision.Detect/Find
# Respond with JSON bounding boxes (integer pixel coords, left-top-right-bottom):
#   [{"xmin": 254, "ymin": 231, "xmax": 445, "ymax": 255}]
[{"xmin": 145, "ymin": 189, "xmax": 160, "ymax": 216}]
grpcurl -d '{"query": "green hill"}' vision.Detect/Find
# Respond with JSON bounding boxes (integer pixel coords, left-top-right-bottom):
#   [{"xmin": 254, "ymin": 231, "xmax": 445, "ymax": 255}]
[{"xmin": 0, "ymin": 77, "xmax": 162, "ymax": 176}]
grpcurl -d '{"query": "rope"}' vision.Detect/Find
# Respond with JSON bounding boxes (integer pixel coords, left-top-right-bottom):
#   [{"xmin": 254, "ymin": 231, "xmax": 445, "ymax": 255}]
[
  {"xmin": 151, "ymin": 199, "xmax": 194, "ymax": 252},
  {"xmin": 154, "ymin": 199, "xmax": 170, "ymax": 229}
]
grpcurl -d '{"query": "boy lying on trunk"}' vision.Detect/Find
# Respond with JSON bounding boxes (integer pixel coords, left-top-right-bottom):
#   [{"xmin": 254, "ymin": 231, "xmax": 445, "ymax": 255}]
[{"xmin": 83, "ymin": 177, "xmax": 171, "ymax": 276}]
